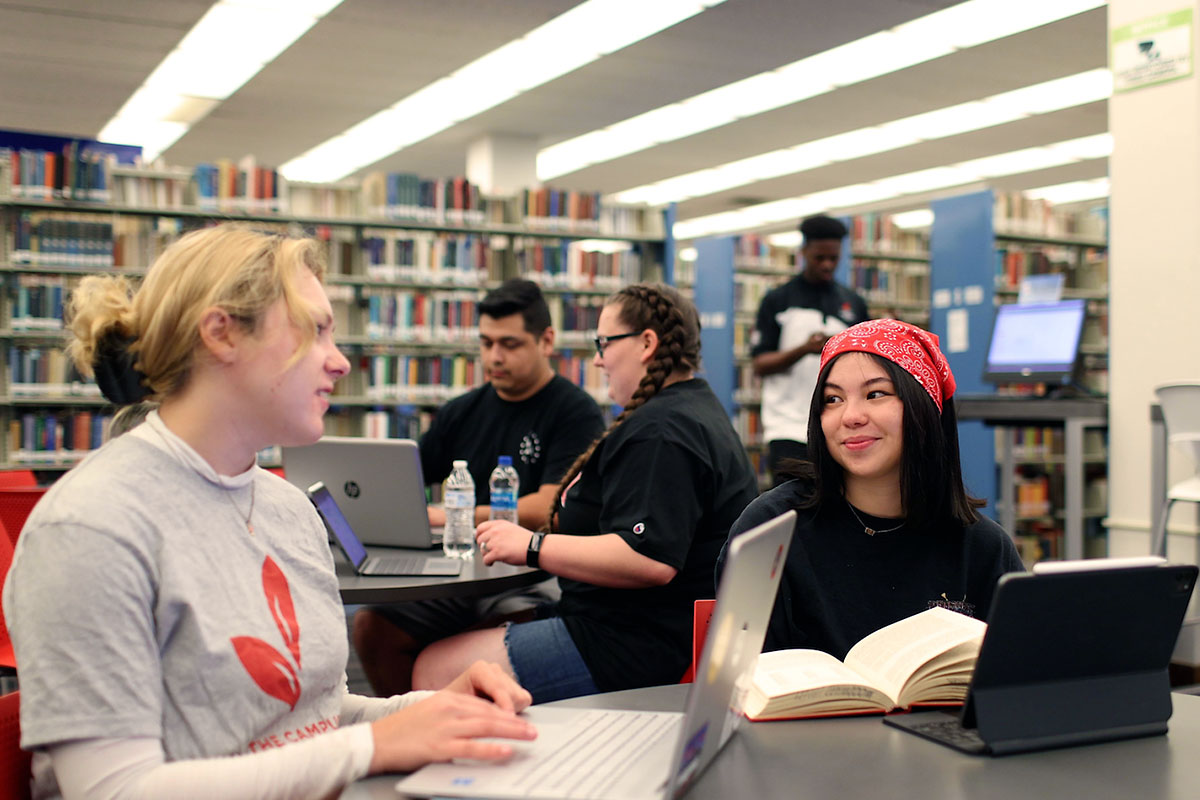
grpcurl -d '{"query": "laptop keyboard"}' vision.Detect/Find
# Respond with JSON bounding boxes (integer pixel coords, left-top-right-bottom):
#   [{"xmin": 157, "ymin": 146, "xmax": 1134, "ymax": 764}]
[
  {"xmin": 902, "ymin": 718, "xmax": 988, "ymax": 753},
  {"xmin": 362, "ymin": 555, "xmax": 427, "ymax": 575},
  {"xmin": 505, "ymin": 709, "xmax": 680, "ymax": 799}
]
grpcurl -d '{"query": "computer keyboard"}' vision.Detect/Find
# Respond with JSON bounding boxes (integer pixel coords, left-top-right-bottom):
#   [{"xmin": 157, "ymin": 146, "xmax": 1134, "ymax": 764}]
[{"xmin": 899, "ymin": 718, "xmax": 989, "ymax": 754}]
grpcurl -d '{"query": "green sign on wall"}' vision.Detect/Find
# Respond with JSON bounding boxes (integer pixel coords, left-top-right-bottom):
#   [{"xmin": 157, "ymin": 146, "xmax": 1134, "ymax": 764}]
[{"xmin": 1112, "ymin": 9, "xmax": 1194, "ymax": 93}]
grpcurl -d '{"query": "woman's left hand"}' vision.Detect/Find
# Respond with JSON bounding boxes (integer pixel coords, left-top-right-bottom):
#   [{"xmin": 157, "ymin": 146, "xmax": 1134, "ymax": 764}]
[
  {"xmin": 475, "ymin": 520, "xmax": 534, "ymax": 567},
  {"xmin": 443, "ymin": 659, "xmax": 533, "ymax": 714}
]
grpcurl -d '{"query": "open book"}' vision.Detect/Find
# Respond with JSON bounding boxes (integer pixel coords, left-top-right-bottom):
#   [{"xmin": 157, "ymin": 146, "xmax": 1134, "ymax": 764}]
[{"xmin": 744, "ymin": 606, "xmax": 987, "ymax": 721}]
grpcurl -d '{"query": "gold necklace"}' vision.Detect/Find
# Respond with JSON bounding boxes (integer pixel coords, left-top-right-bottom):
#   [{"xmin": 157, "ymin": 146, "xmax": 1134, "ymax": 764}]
[
  {"xmin": 150, "ymin": 419, "xmax": 256, "ymax": 535},
  {"xmin": 846, "ymin": 500, "xmax": 904, "ymax": 536}
]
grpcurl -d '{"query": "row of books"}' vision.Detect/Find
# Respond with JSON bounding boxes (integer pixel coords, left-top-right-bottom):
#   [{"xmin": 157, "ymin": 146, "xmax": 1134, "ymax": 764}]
[
  {"xmin": 360, "ymin": 230, "xmax": 494, "ymax": 285},
  {"xmin": 110, "ymin": 167, "xmax": 192, "ymax": 209},
  {"xmin": 733, "ymin": 407, "xmax": 763, "ymax": 446},
  {"xmin": 8, "ymin": 409, "xmax": 111, "ymax": 465},
  {"xmin": 734, "ymin": 273, "xmax": 783, "ymax": 314},
  {"xmin": 516, "ymin": 240, "xmax": 643, "ymax": 291},
  {"xmin": 732, "ymin": 234, "xmax": 785, "ymax": 272},
  {"xmin": 546, "ymin": 293, "xmax": 605, "ymax": 337},
  {"xmin": 521, "ymin": 187, "xmax": 601, "ymax": 231},
  {"xmin": 7, "ymin": 346, "xmax": 97, "ymax": 397},
  {"xmin": 3, "ymin": 144, "xmax": 112, "ymax": 202},
  {"xmin": 360, "ymin": 354, "xmax": 480, "ymax": 403},
  {"xmin": 193, "ymin": 158, "xmax": 284, "ymax": 213},
  {"xmin": 9, "ymin": 212, "xmax": 116, "ymax": 267},
  {"xmin": 994, "ymin": 244, "xmax": 1108, "ymax": 291},
  {"xmin": 993, "ymin": 191, "xmax": 1108, "ymax": 240},
  {"xmin": 323, "ymin": 405, "xmax": 434, "ymax": 441},
  {"xmin": 997, "ymin": 426, "xmax": 1107, "ymax": 461},
  {"xmin": 850, "ymin": 212, "xmax": 929, "ymax": 255},
  {"xmin": 550, "ymin": 352, "xmax": 610, "ymax": 405},
  {"xmin": 363, "ymin": 290, "xmax": 480, "ymax": 343},
  {"xmin": 10, "ymin": 276, "xmax": 66, "ymax": 330},
  {"xmin": 848, "ymin": 260, "xmax": 930, "ymax": 306},
  {"xmin": 362, "ymin": 173, "xmax": 486, "ymax": 225}
]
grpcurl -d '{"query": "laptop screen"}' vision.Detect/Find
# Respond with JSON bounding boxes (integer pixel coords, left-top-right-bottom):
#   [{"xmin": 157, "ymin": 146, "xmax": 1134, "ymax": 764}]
[{"xmin": 307, "ymin": 481, "xmax": 368, "ymax": 569}]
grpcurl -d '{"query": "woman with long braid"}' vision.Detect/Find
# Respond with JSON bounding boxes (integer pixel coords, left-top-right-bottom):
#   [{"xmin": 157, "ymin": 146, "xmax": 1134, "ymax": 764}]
[{"xmin": 412, "ymin": 284, "xmax": 758, "ymax": 702}]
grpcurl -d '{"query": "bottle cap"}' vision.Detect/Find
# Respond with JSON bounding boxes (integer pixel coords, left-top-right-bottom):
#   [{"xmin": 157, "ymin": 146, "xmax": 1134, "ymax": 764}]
[
  {"xmin": 498, "ymin": 455, "xmax": 512, "ymax": 466},
  {"xmin": 452, "ymin": 459, "xmax": 468, "ymax": 468}
]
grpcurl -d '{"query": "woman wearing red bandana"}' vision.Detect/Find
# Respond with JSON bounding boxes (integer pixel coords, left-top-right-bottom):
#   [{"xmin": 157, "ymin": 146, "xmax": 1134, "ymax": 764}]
[{"xmin": 718, "ymin": 319, "xmax": 1023, "ymax": 659}]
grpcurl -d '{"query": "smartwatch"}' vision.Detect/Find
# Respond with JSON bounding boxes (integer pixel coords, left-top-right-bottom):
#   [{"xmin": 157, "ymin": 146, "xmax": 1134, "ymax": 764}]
[{"xmin": 526, "ymin": 532, "xmax": 546, "ymax": 568}]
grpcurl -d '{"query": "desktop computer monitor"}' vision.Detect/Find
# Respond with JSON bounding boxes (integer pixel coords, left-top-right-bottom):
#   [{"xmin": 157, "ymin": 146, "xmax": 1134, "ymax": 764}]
[{"xmin": 983, "ymin": 299, "xmax": 1087, "ymax": 387}]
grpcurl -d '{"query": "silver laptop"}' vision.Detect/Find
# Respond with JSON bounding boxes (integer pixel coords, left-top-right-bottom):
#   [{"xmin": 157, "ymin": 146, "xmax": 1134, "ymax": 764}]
[
  {"xmin": 396, "ymin": 509, "xmax": 796, "ymax": 800},
  {"xmin": 283, "ymin": 436, "xmax": 436, "ymax": 548}
]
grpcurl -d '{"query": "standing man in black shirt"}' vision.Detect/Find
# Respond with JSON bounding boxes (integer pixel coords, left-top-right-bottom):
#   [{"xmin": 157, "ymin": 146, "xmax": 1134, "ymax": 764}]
[
  {"xmin": 752, "ymin": 215, "xmax": 869, "ymax": 483},
  {"xmin": 354, "ymin": 279, "xmax": 605, "ymax": 696}
]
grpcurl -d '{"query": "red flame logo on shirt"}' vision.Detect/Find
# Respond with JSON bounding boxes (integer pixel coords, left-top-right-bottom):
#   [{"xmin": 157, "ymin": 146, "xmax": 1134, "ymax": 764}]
[{"xmin": 231, "ymin": 556, "xmax": 302, "ymax": 710}]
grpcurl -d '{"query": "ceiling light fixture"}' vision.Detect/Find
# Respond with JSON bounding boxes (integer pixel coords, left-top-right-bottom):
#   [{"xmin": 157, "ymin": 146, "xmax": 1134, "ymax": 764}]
[
  {"xmin": 99, "ymin": 0, "xmax": 345, "ymax": 162},
  {"xmin": 539, "ymin": 0, "xmax": 1105, "ymax": 180},
  {"xmin": 610, "ymin": 69, "xmax": 1111, "ymax": 206},
  {"xmin": 673, "ymin": 133, "xmax": 1112, "ymax": 239},
  {"xmin": 280, "ymin": 0, "xmax": 729, "ymax": 182}
]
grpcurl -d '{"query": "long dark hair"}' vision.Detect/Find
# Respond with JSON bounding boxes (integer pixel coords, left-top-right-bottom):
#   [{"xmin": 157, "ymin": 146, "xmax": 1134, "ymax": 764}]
[
  {"xmin": 547, "ymin": 283, "xmax": 700, "ymax": 532},
  {"xmin": 786, "ymin": 352, "xmax": 982, "ymax": 530}
]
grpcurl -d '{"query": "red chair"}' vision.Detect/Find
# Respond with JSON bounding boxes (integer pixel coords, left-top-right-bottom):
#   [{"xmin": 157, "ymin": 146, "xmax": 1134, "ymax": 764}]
[
  {"xmin": 0, "ymin": 517, "xmax": 16, "ymax": 673},
  {"xmin": 0, "ymin": 489, "xmax": 47, "ymax": 548},
  {"xmin": 0, "ymin": 472, "xmax": 35, "ymax": 489},
  {"xmin": 0, "ymin": 691, "xmax": 31, "ymax": 800},
  {"xmin": 680, "ymin": 598, "xmax": 717, "ymax": 684}
]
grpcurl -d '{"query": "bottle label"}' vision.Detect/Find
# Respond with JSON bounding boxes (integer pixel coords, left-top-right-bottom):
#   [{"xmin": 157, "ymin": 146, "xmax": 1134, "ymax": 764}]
[
  {"xmin": 490, "ymin": 489, "xmax": 517, "ymax": 510},
  {"xmin": 444, "ymin": 490, "xmax": 475, "ymax": 509}
]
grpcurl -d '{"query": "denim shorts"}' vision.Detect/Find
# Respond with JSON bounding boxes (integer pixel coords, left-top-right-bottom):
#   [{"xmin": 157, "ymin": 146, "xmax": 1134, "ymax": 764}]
[{"xmin": 504, "ymin": 615, "xmax": 599, "ymax": 704}]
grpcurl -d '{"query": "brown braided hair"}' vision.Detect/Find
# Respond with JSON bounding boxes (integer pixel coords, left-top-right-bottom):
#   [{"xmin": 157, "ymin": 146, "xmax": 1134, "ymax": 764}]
[{"xmin": 546, "ymin": 283, "xmax": 701, "ymax": 532}]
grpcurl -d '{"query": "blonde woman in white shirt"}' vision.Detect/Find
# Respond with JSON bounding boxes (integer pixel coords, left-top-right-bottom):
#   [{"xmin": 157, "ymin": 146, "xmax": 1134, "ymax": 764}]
[{"xmin": 3, "ymin": 224, "xmax": 535, "ymax": 800}]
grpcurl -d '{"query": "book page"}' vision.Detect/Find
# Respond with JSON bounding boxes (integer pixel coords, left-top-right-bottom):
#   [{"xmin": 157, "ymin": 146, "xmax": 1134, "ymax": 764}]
[
  {"xmin": 747, "ymin": 650, "xmax": 894, "ymax": 718},
  {"xmin": 752, "ymin": 649, "xmax": 880, "ymax": 696},
  {"xmin": 843, "ymin": 607, "xmax": 986, "ymax": 703}
]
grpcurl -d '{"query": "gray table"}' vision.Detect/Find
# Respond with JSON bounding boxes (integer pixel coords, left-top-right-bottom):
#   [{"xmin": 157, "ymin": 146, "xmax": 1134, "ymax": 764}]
[
  {"xmin": 342, "ymin": 685, "xmax": 1200, "ymax": 800},
  {"xmin": 336, "ymin": 547, "xmax": 547, "ymax": 604}
]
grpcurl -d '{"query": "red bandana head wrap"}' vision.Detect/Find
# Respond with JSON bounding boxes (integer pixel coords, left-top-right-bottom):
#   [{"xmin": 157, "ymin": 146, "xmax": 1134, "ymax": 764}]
[{"xmin": 820, "ymin": 319, "xmax": 956, "ymax": 412}]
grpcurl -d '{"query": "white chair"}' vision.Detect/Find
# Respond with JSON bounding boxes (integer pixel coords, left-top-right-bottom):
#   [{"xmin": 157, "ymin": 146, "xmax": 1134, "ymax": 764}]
[{"xmin": 1151, "ymin": 383, "xmax": 1200, "ymax": 557}]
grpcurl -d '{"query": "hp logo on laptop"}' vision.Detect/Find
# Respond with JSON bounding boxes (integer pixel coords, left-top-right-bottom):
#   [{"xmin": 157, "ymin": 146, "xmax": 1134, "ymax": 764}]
[{"xmin": 344, "ymin": 481, "xmax": 361, "ymax": 499}]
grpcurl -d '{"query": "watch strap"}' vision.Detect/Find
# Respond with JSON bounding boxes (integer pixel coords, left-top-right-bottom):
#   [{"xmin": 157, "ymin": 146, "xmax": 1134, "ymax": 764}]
[{"xmin": 526, "ymin": 532, "xmax": 545, "ymax": 568}]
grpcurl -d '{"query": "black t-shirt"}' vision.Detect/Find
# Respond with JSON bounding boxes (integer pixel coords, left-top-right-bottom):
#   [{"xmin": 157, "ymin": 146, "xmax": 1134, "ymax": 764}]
[
  {"xmin": 419, "ymin": 375, "xmax": 604, "ymax": 504},
  {"xmin": 721, "ymin": 480, "xmax": 1024, "ymax": 660},
  {"xmin": 750, "ymin": 274, "xmax": 869, "ymax": 357},
  {"xmin": 554, "ymin": 378, "xmax": 759, "ymax": 692}
]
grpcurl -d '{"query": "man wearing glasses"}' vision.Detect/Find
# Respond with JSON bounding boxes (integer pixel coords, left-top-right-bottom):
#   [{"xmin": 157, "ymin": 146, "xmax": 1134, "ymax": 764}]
[{"xmin": 354, "ymin": 278, "xmax": 604, "ymax": 697}]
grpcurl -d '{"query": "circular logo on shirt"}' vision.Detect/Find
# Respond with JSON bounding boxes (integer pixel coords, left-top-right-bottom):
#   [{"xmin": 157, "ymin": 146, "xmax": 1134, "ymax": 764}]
[
  {"xmin": 633, "ymin": 522, "xmax": 646, "ymax": 536},
  {"xmin": 519, "ymin": 432, "xmax": 542, "ymax": 465},
  {"xmin": 343, "ymin": 481, "xmax": 360, "ymax": 499}
]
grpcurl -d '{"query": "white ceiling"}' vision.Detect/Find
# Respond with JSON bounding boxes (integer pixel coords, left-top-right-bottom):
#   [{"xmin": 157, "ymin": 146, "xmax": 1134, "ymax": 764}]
[{"xmin": 0, "ymin": 0, "xmax": 1108, "ymax": 231}]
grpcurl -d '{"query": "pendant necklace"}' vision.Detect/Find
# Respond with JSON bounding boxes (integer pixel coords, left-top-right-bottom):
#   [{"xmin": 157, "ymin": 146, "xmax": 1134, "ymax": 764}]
[
  {"xmin": 222, "ymin": 479, "xmax": 256, "ymax": 535},
  {"xmin": 846, "ymin": 500, "xmax": 905, "ymax": 536}
]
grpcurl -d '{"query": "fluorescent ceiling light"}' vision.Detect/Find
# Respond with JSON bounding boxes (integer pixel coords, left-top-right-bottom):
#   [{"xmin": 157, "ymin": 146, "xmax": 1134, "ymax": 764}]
[
  {"xmin": 281, "ymin": 0, "xmax": 729, "ymax": 182},
  {"xmin": 674, "ymin": 133, "xmax": 1112, "ymax": 240},
  {"xmin": 99, "ymin": 0, "xmax": 344, "ymax": 161},
  {"xmin": 540, "ymin": 0, "xmax": 1105, "ymax": 180},
  {"xmin": 1024, "ymin": 177, "xmax": 1111, "ymax": 204},
  {"xmin": 611, "ymin": 68, "xmax": 1111, "ymax": 205},
  {"xmin": 892, "ymin": 209, "xmax": 935, "ymax": 229},
  {"xmin": 767, "ymin": 231, "xmax": 802, "ymax": 248}
]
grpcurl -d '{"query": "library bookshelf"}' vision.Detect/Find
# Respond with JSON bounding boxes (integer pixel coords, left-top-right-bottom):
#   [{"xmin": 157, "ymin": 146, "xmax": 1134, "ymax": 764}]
[{"xmin": 0, "ymin": 153, "xmax": 670, "ymax": 473}]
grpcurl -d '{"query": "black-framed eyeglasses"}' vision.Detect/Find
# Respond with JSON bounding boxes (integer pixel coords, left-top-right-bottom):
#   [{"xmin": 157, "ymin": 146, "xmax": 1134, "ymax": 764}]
[{"xmin": 593, "ymin": 331, "xmax": 639, "ymax": 356}]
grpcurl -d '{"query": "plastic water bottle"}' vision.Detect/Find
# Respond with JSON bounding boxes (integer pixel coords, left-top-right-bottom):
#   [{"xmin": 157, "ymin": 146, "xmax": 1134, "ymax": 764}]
[
  {"xmin": 442, "ymin": 460, "xmax": 476, "ymax": 558},
  {"xmin": 489, "ymin": 455, "xmax": 520, "ymax": 524}
]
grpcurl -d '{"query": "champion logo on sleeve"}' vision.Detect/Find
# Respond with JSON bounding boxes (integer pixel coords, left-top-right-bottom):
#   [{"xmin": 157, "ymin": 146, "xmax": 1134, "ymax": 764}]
[{"xmin": 633, "ymin": 522, "xmax": 646, "ymax": 535}]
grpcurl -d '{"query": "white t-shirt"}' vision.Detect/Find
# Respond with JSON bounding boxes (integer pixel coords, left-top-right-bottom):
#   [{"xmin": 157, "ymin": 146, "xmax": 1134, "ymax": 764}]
[
  {"xmin": 3, "ymin": 413, "xmax": 411, "ymax": 798},
  {"xmin": 760, "ymin": 307, "xmax": 852, "ymax": 444}
]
